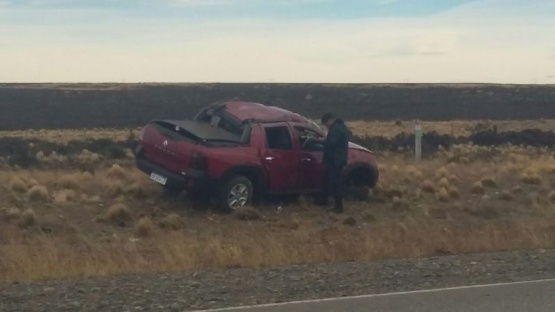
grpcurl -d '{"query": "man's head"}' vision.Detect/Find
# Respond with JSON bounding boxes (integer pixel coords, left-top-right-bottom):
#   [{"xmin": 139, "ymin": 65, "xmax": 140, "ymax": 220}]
[{"xmin": 321, "ymin": 113, "xmax": 335, "ymax": 129}]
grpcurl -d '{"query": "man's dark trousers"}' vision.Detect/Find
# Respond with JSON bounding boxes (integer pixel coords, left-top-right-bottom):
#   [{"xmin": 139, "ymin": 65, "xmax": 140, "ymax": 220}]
[{"xmin": 322, "ymin": 164, "xmax": 344, "ymax": 212}]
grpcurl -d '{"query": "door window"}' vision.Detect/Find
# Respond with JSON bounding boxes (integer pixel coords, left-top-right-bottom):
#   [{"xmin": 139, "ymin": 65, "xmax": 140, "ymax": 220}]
[{"xmin": 265, "ymin": 126, "xmax": 293, "ymax": 150}]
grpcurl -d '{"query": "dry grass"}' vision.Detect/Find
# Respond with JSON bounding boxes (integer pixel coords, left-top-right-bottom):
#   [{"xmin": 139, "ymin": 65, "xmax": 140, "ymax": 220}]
[
  {"xmin": 436, "ymin": 188, "xmax": 450, "ymax": 202},
  {"xmin": 107, "ymin": 164, "xmax": 128, "ymax": 180},
  {"xmin": 233, "ymin": 207, "xmax": 262, "ymax": 221},
  {"xmin": 500, "ymin": 190, "xmax": 515, "ymax": 201},
  {"xmin": 58, "ymin": 174, "xmax": 81, "ymax": 190},
  {"xmin": 19, "ymin": 209, "xmax": 37, "ymax": 228},
  {"xmin": 0, "ymin": 129, "xmax": 554, "ymax": 283},
  {"xmin": 102, "ymin": 203, "xmax": 132, "ymax": 225},
  {"xmin": 9, "ymin": 176, "xmax": 28, "ymax": 194},
  {"xmin": 1, "ymin": 119, "xmax": 554, "ymax": 143},
  {"xmin": 53, "ymin": 189, "xmax": 78, "ymax": 206},
  {"xmin": 348, "ymin": 119, "xmax": 555, "ymax": 138},
  {"xmin": 471, "ymin": 182, "xmax": 486, "ymax": 195},
  {"xmin": 481, "ymin": 177, "xmax": 498, "ymax": 188},
  {"xmin": 1, "ymin": 217, "xmax": 554, "ymax": 282},
  {"xmin": 134, "ymin": 217, "xmax": 156, "ymax": 237},
  {"xmin": 159, "ymin": 214, "xmax": 186, "ymax": 231},
  {"xmin": 26, "ymin": 185, "xmax": 49, "ymax": 202}
]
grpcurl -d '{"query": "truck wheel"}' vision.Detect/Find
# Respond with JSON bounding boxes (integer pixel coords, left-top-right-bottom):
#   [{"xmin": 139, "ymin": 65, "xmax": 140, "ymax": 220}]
[{"xmin": 220, "ymin": 176, "xmax": 253, "ymax": 211}]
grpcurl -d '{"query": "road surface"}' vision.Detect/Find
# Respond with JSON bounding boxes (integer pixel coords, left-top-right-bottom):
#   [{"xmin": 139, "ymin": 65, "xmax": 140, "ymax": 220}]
[{"xmin": 196, "ymin": 279, "xmax": 555, "ymax": 312}]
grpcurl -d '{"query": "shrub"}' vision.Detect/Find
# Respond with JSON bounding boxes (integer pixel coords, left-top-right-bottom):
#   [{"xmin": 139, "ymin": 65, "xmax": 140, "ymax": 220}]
[
  {"xmin": 436, "ymin": 187, "xmax": 450, "ymax": 202},
  {"xmin": 438, "ymin": 177, "xmax": 450, "ymax": 189},
  {"xmin": 4, "ymin": 208, "xmax": 21, "ymax": 221},
  {"xmin": 53, "ymin": 189, "xmax": 77, "ymax": 205},
  {"xmin": 107, "ymin": 164, "xmax": 127, "ymax": 180},
  {"xmin": 343, "ymin": 217, "xmax": 357, "ymax": 226},
  {"xmin": 481, "ymin": 177, "xmax": 497, "ymax": 188},
  {"xmin": 19, "ymin": 208, "xmax": 37, "ymax": 228},
  {"xmin": 471, "ymin": 182, "xmax": 485, "ymax": 195},
  {"xmin": 26, "ymin": 185, "xmax": 50, "ymax": 202},
  {"xmin": 391, "ymin": 196, "xmax": 410, "ymax": 212},
  {"xmin": 233, "ymin": 207, "xmax": 261, "ymax": 221},
  {"xmin": 159, "ymin": 213, "xmax": 185, "ymax": 231},
  {"xmin": 448, "ymin": 186, "xmax": 460, "ymax": 199},
  {"xmin": 499, "ymin": 190, "xmax": 515, "ymax": 201},
  {"xmin": 134, "ymin": 217, "xmax": 156, "ymax": 237},
  {"xmin": 58, "ymin": 174, "xmax": 81, "ymax": 190},
  {"xmin": 9, "ymin": 176, "xmax": 28, "ymax": 194},
  {"xmin": 102, "ymin": 203, "xmax": 132, "ymax": 225},
  {"xmin": 521, "ymin": 172, "xmax": 542, "ymax": 185},
  {"xmin": 421, "ymin": 180, "xmax": 435, "ymax": 193}
]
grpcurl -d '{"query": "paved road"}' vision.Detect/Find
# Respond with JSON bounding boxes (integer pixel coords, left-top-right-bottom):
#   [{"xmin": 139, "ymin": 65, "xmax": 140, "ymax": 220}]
[{"xmin": 196, "ymin": 279, "xmax": 555, "ymax": 312}]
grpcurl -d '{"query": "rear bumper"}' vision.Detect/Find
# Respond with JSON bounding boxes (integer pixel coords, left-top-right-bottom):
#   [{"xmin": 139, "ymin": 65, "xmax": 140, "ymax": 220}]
[{"xmin": 134, "ymin": 146, "xmax": 209, "ymax": 190}]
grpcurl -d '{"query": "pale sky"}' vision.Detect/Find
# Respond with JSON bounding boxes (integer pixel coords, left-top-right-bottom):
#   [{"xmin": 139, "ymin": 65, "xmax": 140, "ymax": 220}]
[{"xmin": 0, "ymin": 0, "xmax": 554, "ymax": 83}]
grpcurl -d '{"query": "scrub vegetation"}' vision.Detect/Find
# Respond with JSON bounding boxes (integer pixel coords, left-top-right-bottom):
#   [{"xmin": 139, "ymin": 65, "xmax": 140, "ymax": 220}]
[{"xmin": 1, "ymin": 120, "xmax": 554, "ymax": 282}]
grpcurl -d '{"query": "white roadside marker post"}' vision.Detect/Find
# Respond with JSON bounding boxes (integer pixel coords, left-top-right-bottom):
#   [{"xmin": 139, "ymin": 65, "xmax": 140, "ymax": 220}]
[{"xmin": 415, "ymin": 121, "xmax": 423, "ymax": 162}]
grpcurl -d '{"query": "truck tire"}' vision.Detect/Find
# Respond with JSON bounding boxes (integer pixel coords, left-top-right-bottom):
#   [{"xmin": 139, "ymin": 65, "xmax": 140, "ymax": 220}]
[{"xmin": 219, "ymin": 175, "xmax": 253, "ymax": 211}]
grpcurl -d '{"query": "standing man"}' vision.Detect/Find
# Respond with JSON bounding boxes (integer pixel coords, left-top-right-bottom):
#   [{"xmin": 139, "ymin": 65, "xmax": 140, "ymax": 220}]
[{"xmin": 318, "ymin": 113, "xmax": 352, "ymax": 213}]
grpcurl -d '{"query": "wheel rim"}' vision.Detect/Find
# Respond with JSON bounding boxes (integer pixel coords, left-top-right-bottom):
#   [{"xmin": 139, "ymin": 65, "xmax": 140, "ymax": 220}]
[{"xmin": 228, "ymin": 183, "xmax": 249, "ymax": 209}]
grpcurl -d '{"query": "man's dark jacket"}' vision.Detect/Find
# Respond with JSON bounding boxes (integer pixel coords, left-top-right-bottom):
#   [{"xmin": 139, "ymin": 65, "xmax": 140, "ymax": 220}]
[{"xmin": 323, "ymin": 119, "xmax": 351, "ymax": 167}]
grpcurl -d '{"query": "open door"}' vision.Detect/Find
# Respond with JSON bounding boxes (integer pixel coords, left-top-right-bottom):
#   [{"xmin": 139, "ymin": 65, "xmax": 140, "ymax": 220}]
[{"xmin": 295, "ymin": 126, "xmax": 326, "ymax": 192}]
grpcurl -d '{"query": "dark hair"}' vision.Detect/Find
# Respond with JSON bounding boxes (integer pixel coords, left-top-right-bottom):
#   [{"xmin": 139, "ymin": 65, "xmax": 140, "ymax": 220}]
[{"xmin": 321, "ymin": 113, "xmax": 334, "ymax": 123}]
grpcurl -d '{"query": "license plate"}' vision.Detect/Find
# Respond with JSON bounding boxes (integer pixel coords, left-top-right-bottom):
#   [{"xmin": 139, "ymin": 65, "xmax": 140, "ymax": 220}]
[{"xmin": 149, "ymin": 172, "xmax": 168, "ymax": 186}]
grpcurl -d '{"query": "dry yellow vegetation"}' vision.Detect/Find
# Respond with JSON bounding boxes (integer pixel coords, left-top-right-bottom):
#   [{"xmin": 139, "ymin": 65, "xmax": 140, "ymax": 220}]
[
  {"xmin": 1, "ymin": 119, "xmax": 553, "ymax": 142},
  {"xmin": 0, "ymin": 129, "xmax": 554, "ymax": 283}
]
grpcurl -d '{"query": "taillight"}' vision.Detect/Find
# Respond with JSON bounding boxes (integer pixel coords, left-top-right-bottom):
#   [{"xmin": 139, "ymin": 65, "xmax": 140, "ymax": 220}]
[{"xmin": 190, "ymin": 151, "xmax": 207, "ymax": 171}]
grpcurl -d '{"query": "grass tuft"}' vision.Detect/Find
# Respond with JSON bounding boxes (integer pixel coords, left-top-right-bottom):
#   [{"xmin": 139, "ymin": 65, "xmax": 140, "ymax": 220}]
[
  {"xmin": 521, "ymin": 172, "xmax": 542, "ymax": 185},
  {"xmin": 26, "ymin": 185, "xmax": 50, "ymax": 202},
  {"xmin": 102, "ymin": 203, "xmax": 132, "ymax": 225},
  {"xmin": 107, "ymin": 164, "xmax": 127, "ymax": 180},
  {"xmin": 233, "ymin": 207, "xmax": 261, "ymax": 221},
  {"xmin": 448, "ymin": 186, "xmax": 460, "ymax": 199},
  {"xmin": 134, "ymin": 217, "xmax": 156, "ymax": 237},
  {"xmin": 436, "ymin": 187, "xmax": 450, "ymax": 202},
  {"xmin": 53, "ymin": 189, "xmax": 78, "ymax": 206},
  {"xmin": 481, "ymin": 177, "xmax": 497, "ymax": 188},
  {"xmin": 499, "ymin": 190, "xmax": 515, "ymax": 201},
  {"xmin": 9, "ymin": 176, "xmax": 28, "ymax": 194},
  {"xmin": 4, "ymin": 208, "xmax": 21, "ymax": 221},
  {"xmin": 58, "ymin": 174, "xmax": 81, "ymax": 190},
  {"xmin": 159, "ymin": 213, "xmax": 186, "ymax": 231},
  {"xmin": 19, "ymin": 209, "xmax": 37, "ymax": 228},
  {"xmin": 471, "ymin": 182, "xmax": 485, "ymax": 195},
  {"xmin": 421, "ymin": 180, "xmax": 435, "ymax": 193},
  {"xmin": 343, "ymin": 216, "xmax": 357, "ymax": 226}
]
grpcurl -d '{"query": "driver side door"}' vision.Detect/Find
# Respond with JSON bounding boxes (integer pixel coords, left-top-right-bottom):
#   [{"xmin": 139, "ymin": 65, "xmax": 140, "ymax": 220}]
[{"xmin": 295, "ymin": 126, "xmax": 326, "ymax": 192}]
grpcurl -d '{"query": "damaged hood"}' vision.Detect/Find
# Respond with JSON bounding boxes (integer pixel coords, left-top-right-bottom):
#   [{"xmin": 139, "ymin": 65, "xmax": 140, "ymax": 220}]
[{"xmin": 349, "ymin": 142, "xmax": 372, "ymax": 153}]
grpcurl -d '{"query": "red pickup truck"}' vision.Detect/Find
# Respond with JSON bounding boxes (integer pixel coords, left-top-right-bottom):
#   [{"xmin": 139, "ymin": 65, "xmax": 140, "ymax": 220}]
[{"xmin": 135, "ymin": 101, "xmax": 379, "ymax": 211}]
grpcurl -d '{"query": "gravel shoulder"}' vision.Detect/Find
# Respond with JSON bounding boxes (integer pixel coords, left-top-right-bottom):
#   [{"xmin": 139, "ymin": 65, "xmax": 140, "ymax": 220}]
[{"xmin": 2, "ymin": 249, "xmax": 555, "ymax": 312}]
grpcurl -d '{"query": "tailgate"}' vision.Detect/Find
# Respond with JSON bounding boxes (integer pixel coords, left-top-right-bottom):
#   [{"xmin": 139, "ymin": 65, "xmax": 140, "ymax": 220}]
[
  {"xmin": 139, "ymin": 119, "xmax": 242, "ymax": 174},
  {"xmin": 140, "ymin": 121, "xmax": 200, "ymax": 173}
]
